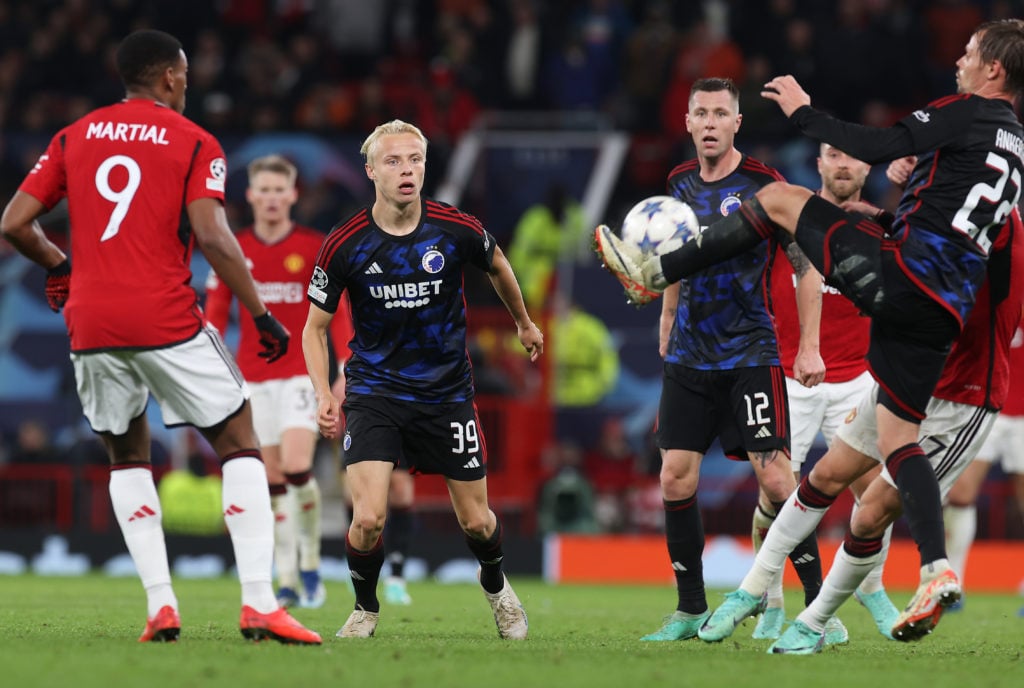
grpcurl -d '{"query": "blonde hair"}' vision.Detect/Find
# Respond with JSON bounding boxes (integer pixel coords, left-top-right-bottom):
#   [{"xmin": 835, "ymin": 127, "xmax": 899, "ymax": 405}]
[
  {"xmin": 247, "ymin": 154, "xmax": 297, "ymax": 186},
  {"xmin": 360, "ymin": 119, "xmax": 428, "ymax": 165}
]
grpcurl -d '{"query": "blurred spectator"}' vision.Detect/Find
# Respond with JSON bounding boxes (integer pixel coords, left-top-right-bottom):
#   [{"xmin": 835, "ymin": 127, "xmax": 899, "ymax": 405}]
[
  {"xmin": 507, "ymin": 182, "xmax": 586, "ymax": 312},
  {"xmin": 583, "ymin": 416, "xmax": 641, "ymax": 532},
  {"xmin": 660, "ymin": 18, "xmax": 745, "ymax": 138},
  {"xmin": 8, "ymin": 419, "xmax": 61, "ymax": 464},
  {"xmin": 551, "ymin": 293, "xmax": 619, "ymax": 408},
  {"xmin": 536, "ymin": 440, "xmax": 599, "ymax": 534}
]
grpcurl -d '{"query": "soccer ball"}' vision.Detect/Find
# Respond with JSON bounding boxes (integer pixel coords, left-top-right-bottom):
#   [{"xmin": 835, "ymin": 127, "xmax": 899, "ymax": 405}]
[{"xmin": 620, "ymin": 195, "xmax": 699, "ymax": 257}]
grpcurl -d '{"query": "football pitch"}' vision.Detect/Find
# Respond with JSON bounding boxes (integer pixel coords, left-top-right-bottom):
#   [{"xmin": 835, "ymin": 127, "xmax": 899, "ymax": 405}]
[{"xmin": 1, "ymin": 575, "xmax": 1021, "ymax": 688}]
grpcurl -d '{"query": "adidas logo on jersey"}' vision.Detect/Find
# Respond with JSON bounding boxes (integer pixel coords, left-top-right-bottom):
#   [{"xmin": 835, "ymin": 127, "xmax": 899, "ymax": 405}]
[
  {"xmin": 463, "ymin": 457, "xmax": 481, "ymax": 469},
  {"xmin": 753, "ymin": 426, "xmax": 772, "ymax": 439},
  {"xmin": 364, "ymin": 262, "xmax": 383, "ymax": 274}
]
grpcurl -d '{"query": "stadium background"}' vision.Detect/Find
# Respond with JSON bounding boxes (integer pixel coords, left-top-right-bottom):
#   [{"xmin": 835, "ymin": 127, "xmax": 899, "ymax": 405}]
[{"xmin": 0, "ymin": 0, "xmax": 1021, "ymax": 589}]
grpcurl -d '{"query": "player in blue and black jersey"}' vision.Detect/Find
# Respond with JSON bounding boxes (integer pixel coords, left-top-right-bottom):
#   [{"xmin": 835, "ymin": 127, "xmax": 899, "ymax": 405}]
[
  {"xmin": 600, "ymin": 20, "xmax": 1024, "ymax": 642},
  {"xmin": 636, "ymin": 78, "xmax": 831, "ymax": 643},
  {"xmin": 301, "ymin": 119, "xmax": 543, "ymax": 640}
]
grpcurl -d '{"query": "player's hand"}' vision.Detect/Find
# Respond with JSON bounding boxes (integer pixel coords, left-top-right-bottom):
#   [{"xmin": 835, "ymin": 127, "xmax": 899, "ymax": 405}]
[
  {"xmin": 253, "ymin": 310, "xmax": 290, "ymax": 363},
  {"xmin": 45, "ymin": 260, "xmax": 71, "ymax": 312},
  {"xmin": 886, "ymin": 156, "xmax": 917, "ymax": 188},
  {"xmin": 761, "ymin": 75, "xmax": 811, "ymax": 118},
  {"xmin": 840, "ymin": 200, "xmax": 881, "ymax": 217},
  {"xmin": 793, "ymin": 348, "xmax": 826, "ymax": 388},
  {"xmin": 518, "ymin": 321, "xmax": 544, "ymax": 362},
  {"xmin": 316, "ymin": 390, "xmax": 342, "ymax": 440}
]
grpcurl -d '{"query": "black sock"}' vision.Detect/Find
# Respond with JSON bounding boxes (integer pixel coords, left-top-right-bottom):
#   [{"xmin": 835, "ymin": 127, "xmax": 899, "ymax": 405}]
[
  {"xmin": 346, "ymin": 533, "xmax": 384, "ymax": 613},
  {"xmin": 386, "ymin": 507, "xmax": 414, "ymax": 578},
  {"xmin": 886, "ymin": 443, "xmax": 946, "ymax": 565},
  {"xmin": 664, "ymin": 496, "xmax": 706, "ymax": 615},
  {"xmin": 466, "ymin": 518, "xmax": 505, "ymax": 594},
  {"xmin": 775, "ymin": 498, "xmax": 822, "ymax": 606},
  {"xmin": 660, "ymin": 196, "xmax": 777, "ymax": 283}
]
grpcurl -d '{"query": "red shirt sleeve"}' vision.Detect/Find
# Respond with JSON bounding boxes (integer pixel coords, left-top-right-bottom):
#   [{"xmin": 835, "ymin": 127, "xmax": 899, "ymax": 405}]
[{"xmin": 18, "ymin": 131, "xmax": 68, "ymax": 208}]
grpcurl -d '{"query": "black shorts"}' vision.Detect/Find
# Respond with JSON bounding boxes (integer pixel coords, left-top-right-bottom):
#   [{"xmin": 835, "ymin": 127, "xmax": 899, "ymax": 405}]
[
  {"xmin": 342, "ymin": 395, "xmax": 487, "ymax": 481},
  {"xmin": 795, "ymin": 195, "xmax": 959, "ymax": 421},
  {"xmin": 656, "ymin": 364, "xmax": 790, "ymax": 461}
]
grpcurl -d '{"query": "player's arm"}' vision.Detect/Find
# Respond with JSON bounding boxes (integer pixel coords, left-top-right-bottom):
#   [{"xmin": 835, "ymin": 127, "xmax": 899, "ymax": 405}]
[
  {"xmin": 1, "ymin": 191, "xmax": 71, "ymax": 312},
  {"xmin": 188, "ymin": 197, "xmax": 288, "ymax": 361},
  {"xmin": 762, "ymin": 76, "xmax": 919, "ymax": 164},
  {"xmin": 0, "ymin": 192, "xmax": 67, "ymax": 269},
  {"xmin": 659, "ymin": 282, "xmax": 680, "ymax": 359},
  {"xmin": 487, "ymin": 245, "xmax": 543, "ymax": 362},
  {"xmin": 787, "ymin": 240, "xmax": 826, "ymax": 387},
  {"xmin": 302, "ymin": 303, "xmax": 341, "ymax": 439}
]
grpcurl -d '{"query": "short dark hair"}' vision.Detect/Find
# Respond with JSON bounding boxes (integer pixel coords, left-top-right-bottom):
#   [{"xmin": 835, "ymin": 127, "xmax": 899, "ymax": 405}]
[
  {"xmin": 689, "ymin": 77, "xmax": 740, "ymax": 106},
  {"xmin": 115, "ymin": 30, "xmax": 183, "ymax": 90},
  {"xmin": 977, "ymin": 19, "xmax": 1024, "ymax": 99}
]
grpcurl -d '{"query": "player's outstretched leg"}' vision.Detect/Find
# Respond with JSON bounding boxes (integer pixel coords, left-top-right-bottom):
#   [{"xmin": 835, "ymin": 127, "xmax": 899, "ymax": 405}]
[
  {"xmin": 239, "ymin": 606, "xmax": 322, "ymax": 645},
  {"xmin": 640, "ymin": 610, "xmax": 711, "ymax": 641},
  {"xmin": 891, "ymin": 566, "xmax": 961, "ymax": 641},
  {"xmin": 698, "ymin": 589, "xmax": 768, "ymax": 642},
  {"xmin": 593, "ymin": 224, "xmax": 664, "ymax": 306}
]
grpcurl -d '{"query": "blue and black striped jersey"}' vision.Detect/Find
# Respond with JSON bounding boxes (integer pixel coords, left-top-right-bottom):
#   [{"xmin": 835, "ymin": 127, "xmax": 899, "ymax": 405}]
[
  {"xmin": 664, "ymin": 155, "xmax": 785, "ymax": 370},
  {"xmin": 308, "ymin": 199, "xmax": 496, "ymax": 403},
  {"xmin": 792, "ymin": 95, "xmax": 1024, "ymax": 327}
]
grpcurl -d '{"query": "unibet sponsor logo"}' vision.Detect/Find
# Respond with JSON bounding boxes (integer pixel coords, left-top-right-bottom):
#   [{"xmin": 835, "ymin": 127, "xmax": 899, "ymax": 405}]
[{"xmin": 369, "ymin": 280, "xmax": 443, "ymax": 309}]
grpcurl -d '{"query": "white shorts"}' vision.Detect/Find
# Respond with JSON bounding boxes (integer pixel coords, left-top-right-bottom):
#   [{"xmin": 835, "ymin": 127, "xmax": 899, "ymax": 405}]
[
  {"xmin": 248, "ymin": 375, "xmax": 318, "ymax": 447},
  {"xmin": 786, "ymin": 370, "xmax": 873, "ymax": 470},
  {"xmin": 976, "ymin": 413, "xmax": 1024, "ymax": 473},
  {"xmin": 835, "ymin": 384, "xmax": 998, "ymax": 499},
  {"xmin": 72, "ymin": 326, "xmax": 249, "ymax": 435}
]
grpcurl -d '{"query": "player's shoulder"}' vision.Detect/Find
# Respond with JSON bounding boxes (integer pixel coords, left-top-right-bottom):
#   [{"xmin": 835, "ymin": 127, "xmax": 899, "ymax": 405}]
[
  {"xmin": 317, "ymin": 207, "xmax": 372, "ymax": 263},
  {"xmin": 290, "ymin": 223, "xmax": 328, "ymax": 244},
  {"xmin": 667, "ymin": 158, "xmax": 700, "ymax": 183},
  {"xmin": 924, "ymin": 93, "xmax": 974, "ymax": 111},
  {"xmin": 738, "ymin": 155, "xmax": 785, "ymax": 183},
  {"xmin": 424, "ymin": 199, "xmax": 485, "ymax": 235}
]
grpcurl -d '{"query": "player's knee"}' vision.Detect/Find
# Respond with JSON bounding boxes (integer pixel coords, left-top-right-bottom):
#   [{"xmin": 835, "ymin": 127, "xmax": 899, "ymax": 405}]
[
  {"xmin": 351, "ymin": 510, "xmax": 386, "ymax": 539},
  {"xmin": 458, "ymin": 513, "xmax": 492, "ymax": 539},
  {"xmin": 755, "ymin": 181, "xmax": 809, "ymax": 231}
]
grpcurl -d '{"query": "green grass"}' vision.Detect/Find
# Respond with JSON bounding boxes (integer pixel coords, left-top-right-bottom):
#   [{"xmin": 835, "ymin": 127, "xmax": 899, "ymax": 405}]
[{"xmin": 1, "ymin": 575, "xmax": 1021, "ymax": 688}]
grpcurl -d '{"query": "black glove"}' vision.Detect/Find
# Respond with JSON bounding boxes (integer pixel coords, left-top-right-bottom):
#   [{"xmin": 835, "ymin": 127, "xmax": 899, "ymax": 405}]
[
  {"xmin": 45, "ymin": 260, "xmax": 71, "ymax": 312},
  {"xmin": 253, "ymin": 310, "xmax": 290, "ymax": 363}
]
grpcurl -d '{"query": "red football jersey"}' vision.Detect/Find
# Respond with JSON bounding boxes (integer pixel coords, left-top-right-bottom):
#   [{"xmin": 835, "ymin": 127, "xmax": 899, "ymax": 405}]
[
  {"xmin": 205, "ymin": 224, "xmax": 354, "ymax": 382},
  {"xmin": 18, "ymin": 99, "xmax": 226, "ymax": 352},
  {"xmin": 932, "ymin": 209, "xmax": 1024, "ymax": 410},
  {"xmin": 770, "ymin": 244, "xmax": 869, "ymax": 382},
  {"xmin": 1004, "ymin": 324, "xmax": 1024, "ymax": 416}
]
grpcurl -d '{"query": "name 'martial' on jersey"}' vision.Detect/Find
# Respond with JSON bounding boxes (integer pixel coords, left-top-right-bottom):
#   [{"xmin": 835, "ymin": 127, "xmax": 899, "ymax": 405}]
[{"xmin": 85, "ymin": 121, "xmax": 170, "ymax": 145}]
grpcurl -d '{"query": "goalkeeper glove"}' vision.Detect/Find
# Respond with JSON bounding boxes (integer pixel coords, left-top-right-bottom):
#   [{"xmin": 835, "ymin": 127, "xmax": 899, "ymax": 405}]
[{"xmin": 254, "ymin": 310, "xmax": 290, "ymax": 363}]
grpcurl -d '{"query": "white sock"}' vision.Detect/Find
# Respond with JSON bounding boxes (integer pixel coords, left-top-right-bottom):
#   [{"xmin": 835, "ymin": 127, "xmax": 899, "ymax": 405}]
[
  {"xmin": 740, "ymin": 494, "xmax": 828, "ymax": 596},
  {"xmin": 857, "ymin": 523, "xmax": 893, "ymax": 595},
  {"xmin": 271, "ymin": 490, "xmax": 299, "ymax": 590},
  {"xmin": 752, "ymin": 504, "xmax": 784, "ymax": 608},
  {"xmin": 292, "ymin": 477, "xmax": 323, "ymax": 572},
  {"xmin": 799, "ymin": 542, "xmax": 878, "ymax": 633},
  {"xmin": 944, "ymin": 504, "xmax": 976, "ymax": 583},
  {"xmin": 109, "ymin": 467, "xmax": 177, "ymax": 617},
  {"xmin": 222, "ymin": 457, "xmax": 277, "ymax": 613}
]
